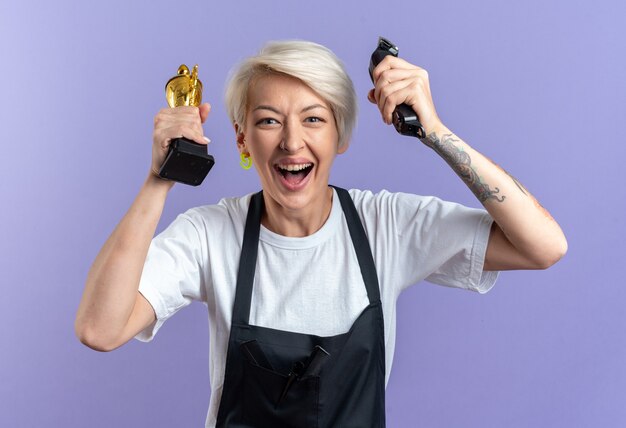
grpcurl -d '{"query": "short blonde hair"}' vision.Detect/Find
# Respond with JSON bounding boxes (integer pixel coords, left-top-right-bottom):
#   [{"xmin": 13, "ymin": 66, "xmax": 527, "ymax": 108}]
[{"xmin": 225, "ymin": 40, "xmax": 357, "ymax": 149}]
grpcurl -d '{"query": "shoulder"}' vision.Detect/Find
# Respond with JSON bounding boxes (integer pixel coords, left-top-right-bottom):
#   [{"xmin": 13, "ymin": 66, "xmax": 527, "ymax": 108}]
[
  {"xmin": 345, "ymin": 188, "xmax": 486, "ymax": 237},
  {"xmin": 346, "ymin": 188, "xmax": 440, "ymax": 215},
  {"xmin": 179, "ymin": 192, "xmax": 255, "ymax": 233}
]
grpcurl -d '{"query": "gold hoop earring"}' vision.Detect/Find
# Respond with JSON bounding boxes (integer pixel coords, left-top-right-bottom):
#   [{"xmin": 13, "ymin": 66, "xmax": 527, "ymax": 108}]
[{"xmin": 240, "ymin": 153, "xmax": 252, "ymax": 170}]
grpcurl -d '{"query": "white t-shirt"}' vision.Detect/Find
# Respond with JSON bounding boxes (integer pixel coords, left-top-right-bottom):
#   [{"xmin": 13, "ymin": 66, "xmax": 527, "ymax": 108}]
[{"xmin": 135, "ymin": 188, "xmax": 498, "ymax": 427}]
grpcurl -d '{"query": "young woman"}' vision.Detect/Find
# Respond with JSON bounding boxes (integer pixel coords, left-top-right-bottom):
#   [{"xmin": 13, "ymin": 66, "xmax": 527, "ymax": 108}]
[{"xmin": 75, "ymin": 40, "xmax": 567, "ymax": 427}]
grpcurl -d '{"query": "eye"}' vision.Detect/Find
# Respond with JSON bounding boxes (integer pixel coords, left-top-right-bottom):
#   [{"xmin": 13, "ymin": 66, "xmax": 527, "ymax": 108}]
[
  {"xmin": 305, "ymin": 116, "xmax": 325, "ymax": 123},
  {"xmin": 256, "ymin": 118, "xmax": 280, "ymax": 126}
]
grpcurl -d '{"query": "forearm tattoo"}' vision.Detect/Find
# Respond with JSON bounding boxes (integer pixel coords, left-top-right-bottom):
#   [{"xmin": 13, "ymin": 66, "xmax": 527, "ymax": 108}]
[
  {"xmin": 422, "ymin": 131, "xmax": 556, "ymax": 220},
  {"xmin": 484, "ymin": 153, "xmax": 528, "ymax": 196},
  {"xmin": 485, "ymin": 154, "xmax": 554, "ymax": 220},
  {"xmin": 506, "ymin": 172, "xmax": 528, "ymax": 196},
  {"xmin": 422, "ymin": 132, "xmax": 506, "ymax": 203}
]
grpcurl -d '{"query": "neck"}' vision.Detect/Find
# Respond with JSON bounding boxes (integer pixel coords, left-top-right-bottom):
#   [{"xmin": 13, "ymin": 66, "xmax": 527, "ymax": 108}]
[{"xmin": 262, "ymin": 187, "xmax": 333, "ymax": 237}]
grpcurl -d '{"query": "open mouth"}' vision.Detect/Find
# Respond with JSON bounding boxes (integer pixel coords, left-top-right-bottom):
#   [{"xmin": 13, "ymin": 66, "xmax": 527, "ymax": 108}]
[{"xmin": 275, "ymin": 163, "xmax": 314, "ymax": 186}]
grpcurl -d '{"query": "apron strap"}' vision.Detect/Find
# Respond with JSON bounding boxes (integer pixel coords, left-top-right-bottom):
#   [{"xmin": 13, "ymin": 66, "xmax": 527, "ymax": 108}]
[
  {"xmin": 232, "ymin": 187, "xmax": 381, "ymax": 326},
  {"xmin": 232, "ymin": 191, "xmax": 264, "ymax": 326},
  {"xmin": 331, "ymin": 186, "xmax": 381, "ymax": 303}
]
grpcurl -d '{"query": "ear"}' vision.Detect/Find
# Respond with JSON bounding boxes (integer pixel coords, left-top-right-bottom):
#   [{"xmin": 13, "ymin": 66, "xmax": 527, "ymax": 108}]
[
  {"xmin": 234, "ymin": 123, "xmax": 247, "ymax": 155},
  {"xmin": 337, "ymin": 140, "xmax": 349, "ymax": 155}
]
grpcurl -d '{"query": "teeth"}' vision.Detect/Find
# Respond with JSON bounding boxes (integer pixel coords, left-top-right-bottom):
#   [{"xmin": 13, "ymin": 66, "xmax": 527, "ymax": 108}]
[{"xmin": 277, "ymin": 163, "xmax": 312, "ymax": 172}]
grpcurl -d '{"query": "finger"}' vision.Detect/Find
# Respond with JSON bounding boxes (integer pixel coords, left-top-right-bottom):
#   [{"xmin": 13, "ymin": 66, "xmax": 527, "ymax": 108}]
[
  {"xmin": 156, "ymin": 106, "xmax": 202, "ymax": 121},
  {"xmin": 377, "ymin": 80, "xmax": 413, "ymax": 124},
  {"xmin": 186, "ymin": 132, "xmax": 209, "ymax": 146},
  {"xmin": 367, "ymin": 89, "xmax": 376, "ymax": 104},
  {"xmin": 371, "ymin": 55, "xmax": 420, "ymax": 83},
  {"xmin": 157, "ymin": 125, "xmax": 207, "ymax": 148},
  {"xmin": 373, "ymin": 68, "xmax": 422, "ymax": 105},
  {"xmin": 160, "ymin": 105, "xmax": 200, "ymax": 114},
  {"xmin": 377, "ymin": 67, "xmax": 422, "ymax": 87},
  {"xmin": 155, "ymin": 113, "xmax": 202, "ymax": 126},
  {"xmin": 154, "ymin": 109, "xmax": 205, "ymax": 128},
  {"xmin": 154, "ymin": 106, "xmax": 201, "ymax": 127},
  {"xmin": 156, "ymin": 114, "xmax": 205, "ymax": 127},
  {"xmin": 199, "ymin": 103, "xmax": 211, "ymax": 123},
  {"xmin": 163, "ymin": 132, "xmax": 208, "ymax": 148},
  {"xmin": 155, "ymin": 120, "xmax": 205, "ymax": 140}
]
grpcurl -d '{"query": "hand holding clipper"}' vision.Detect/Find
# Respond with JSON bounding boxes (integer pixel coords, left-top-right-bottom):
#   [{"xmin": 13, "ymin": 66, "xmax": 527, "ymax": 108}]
[{"xmin": 369, "ymin": 37, "xmax": 426, "ymax": 139}]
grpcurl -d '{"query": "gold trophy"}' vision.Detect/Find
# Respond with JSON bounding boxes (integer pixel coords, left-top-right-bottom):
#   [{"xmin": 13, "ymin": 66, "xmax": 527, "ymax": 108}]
[{"xmin": 157, "ymin": 64, "xmax": 214, "ymax": 186}]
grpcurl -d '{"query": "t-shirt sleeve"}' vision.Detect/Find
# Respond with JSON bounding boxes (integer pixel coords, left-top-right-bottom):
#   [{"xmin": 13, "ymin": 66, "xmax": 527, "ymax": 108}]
[
  {"xmin": 419, "ymin": 201, "xmax": 497, "ymax": 294},
  {"xmin": 134, "ymin": 212, "xmax": 207, "ymax": 342},
  {"xmin": 354, "ymin": 190, "xmax": 498, "ymax": 295}
]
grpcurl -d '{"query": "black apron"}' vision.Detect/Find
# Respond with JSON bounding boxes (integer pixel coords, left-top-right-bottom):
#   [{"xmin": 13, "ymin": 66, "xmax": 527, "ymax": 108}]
[{"xmin": 216, "ymin": 186, "xmax": 386, "ymax": 428}]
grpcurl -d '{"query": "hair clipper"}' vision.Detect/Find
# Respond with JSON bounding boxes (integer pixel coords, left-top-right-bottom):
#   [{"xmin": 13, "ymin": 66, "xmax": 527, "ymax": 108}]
[{"xmin": 369, "ymin": 37, "xmax": 426, "ymax": 139}]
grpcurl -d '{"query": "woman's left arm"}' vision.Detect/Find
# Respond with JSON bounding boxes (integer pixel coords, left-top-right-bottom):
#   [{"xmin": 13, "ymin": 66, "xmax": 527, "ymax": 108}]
[{"xmin": 370, "ymin": 56, "xmax": 567, "ymax": 271}]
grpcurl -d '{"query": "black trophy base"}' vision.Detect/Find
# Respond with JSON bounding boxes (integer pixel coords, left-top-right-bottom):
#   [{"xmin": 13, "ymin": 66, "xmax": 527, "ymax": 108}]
[{"xmin": 158, "ymin": 137, "xmax": 214, "ymax": 186}]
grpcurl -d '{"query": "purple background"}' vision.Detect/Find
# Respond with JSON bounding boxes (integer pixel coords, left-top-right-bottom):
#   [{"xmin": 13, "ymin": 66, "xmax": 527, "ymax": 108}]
[{"xmin": 1, "ymin": 0, "xmax": 624, "ymax": 426}]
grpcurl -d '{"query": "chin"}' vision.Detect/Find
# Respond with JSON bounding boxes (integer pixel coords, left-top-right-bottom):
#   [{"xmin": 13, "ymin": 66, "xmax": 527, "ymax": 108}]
[{"xmin": 264, "ymin": 178, "xmax": 329, "ymax": 213}]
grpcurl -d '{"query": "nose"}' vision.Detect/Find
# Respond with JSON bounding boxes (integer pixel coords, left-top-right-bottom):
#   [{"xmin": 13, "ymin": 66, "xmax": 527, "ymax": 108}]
[{"xmin": 280, "ymin": 121, "xmax": 305, "ymax": 153}]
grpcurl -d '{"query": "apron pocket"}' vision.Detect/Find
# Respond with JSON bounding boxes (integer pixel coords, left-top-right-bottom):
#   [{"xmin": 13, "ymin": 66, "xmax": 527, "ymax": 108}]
[{"xmin": 242, "ymin": 360, "xmax": 320, "ymax": 428}]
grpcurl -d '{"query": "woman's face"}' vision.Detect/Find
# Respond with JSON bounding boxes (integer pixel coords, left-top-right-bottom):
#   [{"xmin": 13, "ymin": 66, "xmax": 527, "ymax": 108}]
[{"xmin": 238, "ymin": 73, "xmax": 347, "ymax": 213}]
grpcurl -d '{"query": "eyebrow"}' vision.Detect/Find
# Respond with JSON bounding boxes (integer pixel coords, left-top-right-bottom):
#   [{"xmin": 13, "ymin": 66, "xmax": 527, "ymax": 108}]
[
  {"xmin": 301, "ymin": 104, "xmax": 328, "ymax": 113},
  {"xmin": 252, "ymin": 104, "xmax": 328, "ymax": 115}
]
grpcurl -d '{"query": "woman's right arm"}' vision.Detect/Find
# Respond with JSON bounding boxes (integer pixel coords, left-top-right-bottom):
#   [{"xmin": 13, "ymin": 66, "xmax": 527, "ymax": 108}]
[{"xmin": 75, "ymin": 104, "xmax": 210, "ymax": 352}]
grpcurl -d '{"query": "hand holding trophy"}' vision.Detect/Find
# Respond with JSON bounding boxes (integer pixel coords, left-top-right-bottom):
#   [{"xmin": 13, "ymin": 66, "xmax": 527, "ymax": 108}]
[{"xmin": 156, "ymin": 64, "xmax": 215, "ymax": 186}]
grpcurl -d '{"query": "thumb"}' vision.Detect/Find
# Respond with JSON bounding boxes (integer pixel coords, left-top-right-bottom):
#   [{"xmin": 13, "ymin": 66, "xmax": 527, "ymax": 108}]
[
  {"xmin": 199, "ymin": 102, "xmax": 211, "ymax": 123},
  {"xmin": 367, "ymin": 89, "xmax": 376, "ymax": 104}
]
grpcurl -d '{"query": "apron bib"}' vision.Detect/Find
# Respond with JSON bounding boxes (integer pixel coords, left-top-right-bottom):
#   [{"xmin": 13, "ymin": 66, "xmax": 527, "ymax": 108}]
[{"xmin": 216, "ymin": 186, "xmax": 386, "ymax": 428}]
